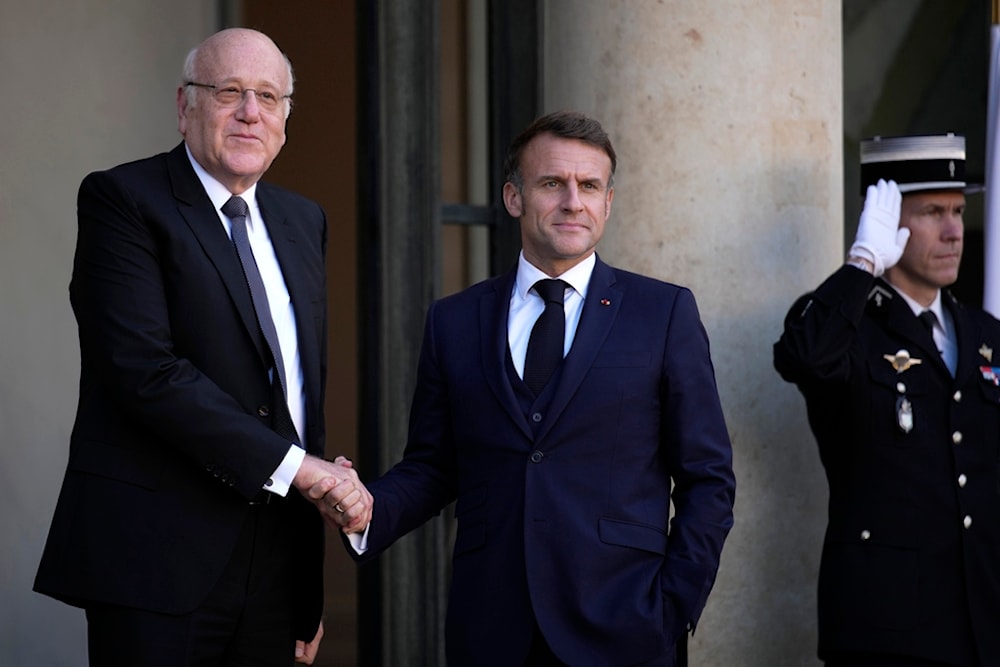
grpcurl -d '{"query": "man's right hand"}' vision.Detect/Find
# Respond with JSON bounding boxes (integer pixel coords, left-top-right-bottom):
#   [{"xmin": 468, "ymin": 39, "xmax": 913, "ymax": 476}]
[
  {"xmin": 293, "ymin": 455, "xmax": 372, "ymax": 534},
  {"xmin": 847, "ymin": 178, "xmax": 908, "ymax": 277}
]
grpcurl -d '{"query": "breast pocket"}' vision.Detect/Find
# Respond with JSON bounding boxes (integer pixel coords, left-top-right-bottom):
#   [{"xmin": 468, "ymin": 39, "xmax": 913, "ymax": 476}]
[{"xmin": 865, "ymin": 358, "xmax": 929, "ymax": 446}]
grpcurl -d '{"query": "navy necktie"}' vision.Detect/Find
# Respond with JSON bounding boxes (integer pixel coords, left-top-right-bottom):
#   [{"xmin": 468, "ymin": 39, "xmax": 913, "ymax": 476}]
[
  {"xmin": 524, "ymin": 279, "xmax": 568, "ymax": 395},
  {"xmin": 222, "ymin": 195, "xmax": 300, "ymax": 443}
]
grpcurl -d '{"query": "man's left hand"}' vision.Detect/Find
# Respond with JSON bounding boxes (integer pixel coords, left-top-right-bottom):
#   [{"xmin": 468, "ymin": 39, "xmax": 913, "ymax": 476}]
[{"xmin": 295, "ymin": 621, "xmax": 323, "ymax": 664}]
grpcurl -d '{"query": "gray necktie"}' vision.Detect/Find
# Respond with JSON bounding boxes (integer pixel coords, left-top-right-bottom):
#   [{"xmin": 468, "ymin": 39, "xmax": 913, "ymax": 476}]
[{"xmin": 222, "ymin": 195, "xmax": 299, "ymax": 443}]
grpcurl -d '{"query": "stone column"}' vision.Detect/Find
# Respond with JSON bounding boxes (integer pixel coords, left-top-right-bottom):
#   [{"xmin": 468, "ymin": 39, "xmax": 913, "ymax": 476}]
[{"xmin": 541, "ymin": 2, "xmax": 842, "ymax": 665}]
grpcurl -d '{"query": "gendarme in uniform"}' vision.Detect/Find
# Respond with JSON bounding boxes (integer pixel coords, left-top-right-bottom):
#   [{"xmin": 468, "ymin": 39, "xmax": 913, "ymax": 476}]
[{"xmin": 774, "ymin": 134, "xmax": 1000, "ymax": 666}]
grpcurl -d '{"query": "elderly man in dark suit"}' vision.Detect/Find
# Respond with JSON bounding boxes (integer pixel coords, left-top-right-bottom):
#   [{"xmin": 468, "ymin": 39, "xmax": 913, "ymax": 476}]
[
  {"xmin": 34, "ymin": 28, "xmax": 370, "ymax": 666},
  {"xmin": 775, "ymin": 134, "xmax": 1000, "ymax": 666},
  {"xmin": 319, "ymin": 111, "xmax": 736, "ymax": 666}
]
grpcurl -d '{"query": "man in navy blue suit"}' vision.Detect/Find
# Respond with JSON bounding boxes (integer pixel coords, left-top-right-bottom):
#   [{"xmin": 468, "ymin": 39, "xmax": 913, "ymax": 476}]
[{"xmin": 322, "ymin": 110, "xmax": 736, "ymax": 666}]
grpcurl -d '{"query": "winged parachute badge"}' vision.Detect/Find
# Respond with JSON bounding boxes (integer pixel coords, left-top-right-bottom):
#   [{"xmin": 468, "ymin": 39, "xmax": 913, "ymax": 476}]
[{"xmin": 884, "ymin": 349, "xmax": 922, "ymax": 374}]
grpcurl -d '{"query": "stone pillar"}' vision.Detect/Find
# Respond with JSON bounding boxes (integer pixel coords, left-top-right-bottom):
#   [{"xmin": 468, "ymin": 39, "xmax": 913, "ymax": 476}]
[
  {"xmin": 357, "ymin": 2, "xmax": 450, "ymax": 666},
  {"xmin": 542, "ymin": 2, "xmax": 842, "ymax": 665}
]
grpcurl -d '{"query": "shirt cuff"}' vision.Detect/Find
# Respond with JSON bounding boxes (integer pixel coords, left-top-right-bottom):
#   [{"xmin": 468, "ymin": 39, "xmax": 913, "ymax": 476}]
[
  {"xmin": 265, "ymin": 444, "xmax": 306, "ymax": 496},
  {"xmin": 348, "ymin": 524, "xmax": 370, "ymax": 554}
]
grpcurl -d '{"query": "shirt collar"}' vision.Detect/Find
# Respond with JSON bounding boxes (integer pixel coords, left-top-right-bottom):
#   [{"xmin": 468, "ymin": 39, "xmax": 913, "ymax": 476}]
[
  {"xmin": 887, "ymin": 281, "xmax": 945, "ymax": 322},
  {"xmin": 184, "ymin": 144, "xmax": 258, "ymax": 214},
  {"xmin": 515, "ymin": 252, "xmax": 596, "ymax": 300}
]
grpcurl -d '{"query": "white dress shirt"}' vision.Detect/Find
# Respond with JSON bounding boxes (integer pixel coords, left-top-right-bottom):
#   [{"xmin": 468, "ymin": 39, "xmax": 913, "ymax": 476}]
[
  {"xmin": 508, "ymin": 251, "xmax": 595, "ymax": 376},
  {"xmin": 186, "ymin": 146, "xmax": 305, "ymax": 494}
]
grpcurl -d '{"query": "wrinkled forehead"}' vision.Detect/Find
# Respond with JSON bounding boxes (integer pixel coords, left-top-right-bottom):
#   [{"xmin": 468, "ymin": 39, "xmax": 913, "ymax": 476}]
[{"xmin": 196, "ymin": 32, "xmax": 289, "ymax": 90}]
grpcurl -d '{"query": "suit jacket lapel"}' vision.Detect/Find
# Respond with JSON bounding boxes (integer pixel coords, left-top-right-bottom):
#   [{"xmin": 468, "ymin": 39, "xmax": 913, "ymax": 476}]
[
  {"xmin": 536, "ymin": 257, "xmax": 621, "ymax": 443},
  {"xmin": 256, "ymin": 188, "xmax": 323, "ymax": 415},
  {"xmin": 167, "ymin": 144, "xmax": 270, "ymax": 368}
]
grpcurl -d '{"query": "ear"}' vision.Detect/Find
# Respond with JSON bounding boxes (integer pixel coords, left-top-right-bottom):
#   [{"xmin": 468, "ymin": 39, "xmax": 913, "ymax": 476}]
[
  {"xmin": 176, "ymin": 87, "xmax": 189, "ymax": 135},
  {"xmin": 605, "ymin": 186, "xmax": 614, "ymax": 219},
  {"xmin": 502, "ymin": 181, "xmax": 522, "ymax": 218}
]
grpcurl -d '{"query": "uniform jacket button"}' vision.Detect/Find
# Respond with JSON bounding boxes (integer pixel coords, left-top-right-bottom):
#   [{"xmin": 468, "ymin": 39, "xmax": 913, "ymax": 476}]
[
  {"xmin": 860, "ymin": 529, "xmax": 871, "ymax": 541},
  {"xmin": 530, "ymin": 450, "xmax": 544, "ymax": 463},
  {"xmin": 963, "ymin": 515, "xmax": 973, "ymax": 529},
  {"xmin": 952, "ymin": 431, "xmax": 963, "ymax": 444},
  {"xmin": 258, "ymin": 405, "xmax": 270, "ymax": 418}
]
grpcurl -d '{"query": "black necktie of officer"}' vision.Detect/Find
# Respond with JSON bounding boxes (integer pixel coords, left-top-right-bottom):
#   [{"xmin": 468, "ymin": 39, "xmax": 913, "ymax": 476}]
[
  {"xmin": 918, "ymin": 310, "xmax": 937, "ymax": 333},
  {"xmin": 919, "ymin": 310, "xmax": 941, "ymax": 353},
  {"xmin": 524, "ymin": 279, "xmax": 568, "ymax": 395},
  {"xmin": 919, "ymin": 310, "xmax": 950, "ymax": 371},
  {"xmin": 222, "ymin": 195, "xmax": 300, "ymax": 444}
]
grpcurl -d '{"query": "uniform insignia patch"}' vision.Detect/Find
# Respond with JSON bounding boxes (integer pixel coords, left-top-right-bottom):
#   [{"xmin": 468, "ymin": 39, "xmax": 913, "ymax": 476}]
[
  {"xmin": 867, "ymin": 285, "xmax": 894, "ymax": 308},
  {"xmin": 896, "ymin": 396, "xmax": 913, "ymax": 433},
  {"xmin": 979, "ymin": 344, "xmax": 993, "ymax": 363},
  {"xmin": 884, "ymin": 349, "xmax": 922, "ymax": 374}
]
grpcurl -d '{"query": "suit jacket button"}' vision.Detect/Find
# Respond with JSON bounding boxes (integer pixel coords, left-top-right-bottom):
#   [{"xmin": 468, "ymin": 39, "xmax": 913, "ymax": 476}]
[
  {"xmin": 258, "ymin": 405, "xmax": 270, "ymax": 418},
  {"xmin": 531, "ymin": 412, "xmax": 543, "ymax": 423},
  {"xmin": 530, "ymin": 451, "xmax": 544, "ymax": 463}
]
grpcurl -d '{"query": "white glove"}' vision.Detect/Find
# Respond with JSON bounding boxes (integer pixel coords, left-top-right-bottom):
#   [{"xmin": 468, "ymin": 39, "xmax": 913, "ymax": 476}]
[{"xmin": 847, "ymin": 179, "xmax": 908, "ymax": 277}]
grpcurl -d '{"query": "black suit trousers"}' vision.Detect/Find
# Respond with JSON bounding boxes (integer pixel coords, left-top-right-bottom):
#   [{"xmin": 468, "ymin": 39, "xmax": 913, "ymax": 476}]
[{"xmin": 85, "ymin": 500, "xmax": 298, "ymax": 667}]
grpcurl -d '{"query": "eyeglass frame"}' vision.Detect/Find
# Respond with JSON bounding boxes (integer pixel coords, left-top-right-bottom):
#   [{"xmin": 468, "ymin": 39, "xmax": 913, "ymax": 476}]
[{"xmin": 183, "ymin": 81, "xmax": 292, "ymax": 113}]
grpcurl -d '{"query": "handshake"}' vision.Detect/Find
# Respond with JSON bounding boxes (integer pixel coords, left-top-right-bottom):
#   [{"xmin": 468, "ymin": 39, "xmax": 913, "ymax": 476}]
[{"xmin": 293, "ymin": 454, "xmax": 373, "ymax": 534}]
